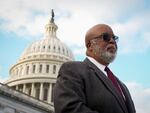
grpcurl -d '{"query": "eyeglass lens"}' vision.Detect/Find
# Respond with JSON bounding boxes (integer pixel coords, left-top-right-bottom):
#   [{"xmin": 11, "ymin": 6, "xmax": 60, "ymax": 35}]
[{"xmin": 102, "ymin": 33, "xmax": 118, "ymax": 42}]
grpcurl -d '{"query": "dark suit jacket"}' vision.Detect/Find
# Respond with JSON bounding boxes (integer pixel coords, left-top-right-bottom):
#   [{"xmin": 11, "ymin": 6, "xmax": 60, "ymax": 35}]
[{"xmin": 54, "ymin": 58, "xmax": 136, "ymax": 113}]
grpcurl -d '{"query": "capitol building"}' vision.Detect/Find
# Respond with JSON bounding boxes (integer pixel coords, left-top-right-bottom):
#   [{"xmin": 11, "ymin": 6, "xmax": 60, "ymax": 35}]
[{"xmin": 0, "ymin": 10, "xmax": 74, "ymax": 113}]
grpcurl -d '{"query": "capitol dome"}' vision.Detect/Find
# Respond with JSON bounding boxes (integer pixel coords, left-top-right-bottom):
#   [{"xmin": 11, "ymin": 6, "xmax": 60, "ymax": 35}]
[{"xmin": 5, "ymin": 10, "xmax": 74, "ymax": 104}]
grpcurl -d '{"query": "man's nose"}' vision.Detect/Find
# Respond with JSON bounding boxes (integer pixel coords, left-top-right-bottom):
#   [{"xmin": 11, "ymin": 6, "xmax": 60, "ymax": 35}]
[{"xmin": 109, "ymin": 37, "xmax": 116, "ymax": 44}]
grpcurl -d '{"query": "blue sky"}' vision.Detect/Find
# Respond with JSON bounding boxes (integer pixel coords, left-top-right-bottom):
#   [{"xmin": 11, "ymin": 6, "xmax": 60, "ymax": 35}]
[{"xmin": 0, "ymin": 0, "xmax": 150, "ymax": 112}]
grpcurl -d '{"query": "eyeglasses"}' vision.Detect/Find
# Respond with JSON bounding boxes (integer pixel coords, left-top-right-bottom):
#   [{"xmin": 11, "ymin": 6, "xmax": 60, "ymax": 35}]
[{"xmin": 92, "ymin": 33, "xmax": 119, "ymax": 43}]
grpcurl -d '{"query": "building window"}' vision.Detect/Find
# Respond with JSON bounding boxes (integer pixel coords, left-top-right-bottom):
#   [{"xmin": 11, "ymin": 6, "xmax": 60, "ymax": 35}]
[
  {"xmin": 53, "ymin": 65, "xmax": 56, "ymax": 74},
  {"xmin": 33, "ymin": 65, "xmax": 36, "ymax": 73},
  {"xmin": 43, "ymin": 88, "xmax": 48, "ymax": 101},
  {"xmin": 39, "ymin": 64, "xmax": 42, "ymax": 73},
  {"xmin": 26, "ymin": 66, "xmax": 29, "ymax": 75},
  {"xmin": 58, "ymin": 47, "xmax": 60, "ymax": 52},
  {"xmin": 48, "ymin": 45, "xmax": 51, "ymax": 52},
  {"xmin": 35, "ymin": 88, "xmax": 40, "ymax": 99},
  {"xmin": 28, "ymin": 88, "xmax": 31, "ymax": 95},
  {"xmin": 46, "ymin": 65, "xmax": 49, "ymax": 73},
  {"xmin": 53, "ymin": 46, "xmax": 55, "ymax": 51},
  {"xmin": 63, "ymin": 48, "xmax": 65, "ymax": 54},
  {"xmin": 12, "ymin": 86, "xmax": 16, "ymax": 90}
]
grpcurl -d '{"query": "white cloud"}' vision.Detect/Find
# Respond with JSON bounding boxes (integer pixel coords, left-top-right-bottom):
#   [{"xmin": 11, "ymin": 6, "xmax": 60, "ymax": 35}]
[
  {"xmin": 112, "ymin": 11, "xmax": 150, "ymax": 54},
  {"xmin": 71, "ymin": 45, "xmax": 86, "ymax": 58},
  {"xmin": 126, "ymin": 82, "xmax": 150, "ymax": 113}
]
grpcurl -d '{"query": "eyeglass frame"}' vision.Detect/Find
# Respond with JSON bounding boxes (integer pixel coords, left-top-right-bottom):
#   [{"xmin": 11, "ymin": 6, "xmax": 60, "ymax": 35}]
[{"xmin": 86, "ymin": 32, "xmax": 119, "ymax": 47}]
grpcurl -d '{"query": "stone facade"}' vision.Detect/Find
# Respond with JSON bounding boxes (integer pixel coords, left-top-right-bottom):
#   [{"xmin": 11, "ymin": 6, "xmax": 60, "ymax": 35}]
[{"xmin": 0, "ymin": 82, "xmax": 54, "ymax": 113}]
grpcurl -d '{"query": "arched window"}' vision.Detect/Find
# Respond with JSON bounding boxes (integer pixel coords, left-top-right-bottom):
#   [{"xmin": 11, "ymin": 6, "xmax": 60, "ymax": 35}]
[
  {"xmin": 63, "ymin": 48, "xmax": 65, "ymax": 54},
  {"xmin": 48, "ymin": 45, "xmax": 51, "ymax": 52},
  {"xmin": 26, "ymin": 66, "xmax": 29, "ymax": 75},
  {"xmin": 53, "ymin": 65, "xmax": 56, "ymax": 74},
  {"xmin": 53, "ymin": 46, "xmax": 56, "ymax": 52},
  {"xmin": 33, "ymin": 65, "xmax": 36, "ymax": 73},
  {"xmin": 46, "ymin": 65, "xmax": 49, "ymax": 73},
  {"xmin": 43, "ymin": 45, "xmax": 45, "ymax": 49},
  {"xmin": 43, "ymin": 45, "xmax": 45, "ymax": 52},
  {"xmin": 58, "ymin": 46, "xmax": 60, "ymax": 53},
  {"xmin": 66, "ymin": 50, "xmax": 68, "ymax": 55},
  {"xmin": 39, "ymin": 64, "xmax": 42, "ymax": 73}
]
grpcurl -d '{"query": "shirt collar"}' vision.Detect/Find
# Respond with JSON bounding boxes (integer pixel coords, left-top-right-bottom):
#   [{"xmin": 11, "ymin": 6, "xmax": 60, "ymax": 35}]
[{"xmin": 87, "ymin": 56, "xmax": 107, "ymax": 76}]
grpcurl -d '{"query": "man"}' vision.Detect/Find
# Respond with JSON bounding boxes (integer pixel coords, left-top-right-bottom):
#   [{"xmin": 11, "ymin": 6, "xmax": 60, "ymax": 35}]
[{"xmin": 54, "ymin": 24, "xmax": 136, "ymax": 113}]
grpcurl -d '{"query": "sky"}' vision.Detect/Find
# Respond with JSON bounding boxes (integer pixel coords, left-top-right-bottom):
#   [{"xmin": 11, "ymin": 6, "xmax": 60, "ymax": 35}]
[{"xmin": 0, "ymin": 0, "xmax": 150, "ymax": 112}]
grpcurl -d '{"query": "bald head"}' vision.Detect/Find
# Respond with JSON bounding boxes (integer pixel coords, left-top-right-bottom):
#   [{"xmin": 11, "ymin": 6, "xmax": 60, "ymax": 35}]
[{"xmin": 85, "ymin": 24, "xmax": 114, "ymax": 48}]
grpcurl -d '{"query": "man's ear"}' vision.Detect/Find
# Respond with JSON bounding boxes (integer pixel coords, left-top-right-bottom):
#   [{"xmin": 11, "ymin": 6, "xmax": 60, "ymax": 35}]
[
  {"xmin": 86, "ymin": 45, "xmax": 94, "ymax": 57},
  {"xmin": 87, "ymin": 43, "xmax": 94, "ymax": 53},
  {"xmin": 86, "ymin": 42, "xmax": 90, "ymax": 48}
]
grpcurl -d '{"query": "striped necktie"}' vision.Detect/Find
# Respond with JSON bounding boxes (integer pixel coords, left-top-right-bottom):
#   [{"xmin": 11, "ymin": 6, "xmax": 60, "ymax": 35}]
[{"xmin": 104, "ymin": 66, "xmax": 125, "ymax": 99}]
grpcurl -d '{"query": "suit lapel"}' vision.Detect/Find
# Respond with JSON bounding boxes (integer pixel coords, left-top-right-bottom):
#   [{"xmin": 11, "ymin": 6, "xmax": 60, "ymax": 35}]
[{"xmin": 84, "ymin": 58, "xmax": 128, "ymax": 113}]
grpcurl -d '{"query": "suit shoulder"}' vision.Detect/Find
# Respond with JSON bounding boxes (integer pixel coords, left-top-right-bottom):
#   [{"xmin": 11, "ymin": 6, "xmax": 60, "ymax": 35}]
[
  {"xmin": 63, "ymin": 61, "xmax": 86, "ymax": 67},
  {"xmin": 60, "ymin": 61, "xmax": 87, "ymax": 72},
  {"xmin": 63, "ymin": 61, "xmax": 83, "ymax": 65}
]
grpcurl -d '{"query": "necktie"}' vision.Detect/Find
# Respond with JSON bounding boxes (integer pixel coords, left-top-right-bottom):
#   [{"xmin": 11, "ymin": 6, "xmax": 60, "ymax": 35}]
[{"xmin": 104, "ymin": 66, "xmax": 124, "ymax": 98}]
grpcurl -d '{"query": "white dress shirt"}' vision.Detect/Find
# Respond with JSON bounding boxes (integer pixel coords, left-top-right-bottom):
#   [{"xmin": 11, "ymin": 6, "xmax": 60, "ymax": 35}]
[{"xmin": 87, "ymin": 56, "xmax": 107, "ymax": 76}]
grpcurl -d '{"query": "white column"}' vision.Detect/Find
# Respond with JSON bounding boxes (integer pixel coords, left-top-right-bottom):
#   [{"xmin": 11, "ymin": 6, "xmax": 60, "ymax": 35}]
[
  {"xmin": 23, "ymin": 84, "xmax": 26, "ymax": 93},
  {"xmin": 39, "ymin": 83, "xmax": 43, "ymax": 100},
  {"xmin": 31, "ymin": 83, "xmax": 35, "ymax": 97},
  {"xmin": 16, "ymin": 85, "xmax": 18, "ymax": 90},
  {"xmin": 48, "ymin": 83, "xmax": 52, "ymax": 103},
  {"xmin": 35, "ymin": 63, "xmax": 39, "ymax": 74}
]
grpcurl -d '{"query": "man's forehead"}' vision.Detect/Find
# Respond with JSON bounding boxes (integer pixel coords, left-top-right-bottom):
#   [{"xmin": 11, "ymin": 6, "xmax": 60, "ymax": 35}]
[{"xmin": 87, "ymin": 24, "xmax": 113, "ymax": 36}]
